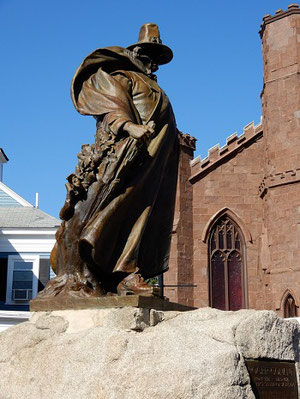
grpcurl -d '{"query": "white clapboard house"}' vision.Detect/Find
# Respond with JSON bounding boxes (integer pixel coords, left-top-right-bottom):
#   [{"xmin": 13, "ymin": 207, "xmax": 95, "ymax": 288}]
[{"xmin": 0, "ymin": 148, "xmax": 59, "ymax": 330}]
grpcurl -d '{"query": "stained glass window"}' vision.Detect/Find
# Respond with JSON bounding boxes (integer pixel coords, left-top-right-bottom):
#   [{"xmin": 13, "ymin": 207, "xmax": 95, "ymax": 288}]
[
  {"xmin": 284, "ymin": 294, "xmax": 297, "ymax": 318},
  {"xmin": 209, "ymin": 215, "xmax": 246, "ymax": 311}
]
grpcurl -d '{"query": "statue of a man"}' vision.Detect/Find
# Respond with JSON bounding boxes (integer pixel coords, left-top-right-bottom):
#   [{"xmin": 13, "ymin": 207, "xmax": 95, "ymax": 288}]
[{"xmin": 39, "ymin": 23, "xmax": 179, "ymax": 298}]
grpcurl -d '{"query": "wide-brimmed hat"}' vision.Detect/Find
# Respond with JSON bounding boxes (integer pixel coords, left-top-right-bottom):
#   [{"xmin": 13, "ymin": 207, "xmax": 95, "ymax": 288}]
[{"xmin": 127, "ymin": 23, "xmax": 173, "ymax": 65}]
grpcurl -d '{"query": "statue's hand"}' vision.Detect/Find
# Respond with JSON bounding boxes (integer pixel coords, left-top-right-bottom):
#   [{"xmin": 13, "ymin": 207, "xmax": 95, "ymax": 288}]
[{"xmin": 123, "ymin": 122, "xmax": 155, "ymax": 141}]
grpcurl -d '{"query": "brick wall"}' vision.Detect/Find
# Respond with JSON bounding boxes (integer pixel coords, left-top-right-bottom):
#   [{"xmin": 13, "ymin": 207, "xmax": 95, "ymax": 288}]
[
  {"xmin": 165, "ymin": 133, "xmax": 195, "ymax": 306},
  {"xmin": 261, "ymin": 6, "xmax": 300, "ymax": 315},
  {"xmin": 190, "ymin": 124, "xmax": 264, "ymax": 309}
]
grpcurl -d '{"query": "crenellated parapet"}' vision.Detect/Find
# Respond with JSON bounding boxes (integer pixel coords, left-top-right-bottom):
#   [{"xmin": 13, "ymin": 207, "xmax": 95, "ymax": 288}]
[
  {"xmin": 177, "ymin": 130, "xmax": 197, "ymax": 151},
  {"xmin": 259, "ymin": 3, "xmax": 300, "ymax": 37},
  {"xmin": 189, "ymin": 120, "xmax": 263, "ymax": 182}
]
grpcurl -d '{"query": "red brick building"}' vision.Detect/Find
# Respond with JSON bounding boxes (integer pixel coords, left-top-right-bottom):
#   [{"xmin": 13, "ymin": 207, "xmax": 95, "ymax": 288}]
[{"xmin": 166, "ymin": 4, "xmax": 300, "ymax": 317}]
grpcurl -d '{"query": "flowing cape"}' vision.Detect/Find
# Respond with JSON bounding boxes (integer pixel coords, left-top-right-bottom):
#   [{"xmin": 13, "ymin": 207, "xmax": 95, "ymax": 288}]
[{"xmin": 58, "ymin": 47, "xmax": 179, "ymax": 280}]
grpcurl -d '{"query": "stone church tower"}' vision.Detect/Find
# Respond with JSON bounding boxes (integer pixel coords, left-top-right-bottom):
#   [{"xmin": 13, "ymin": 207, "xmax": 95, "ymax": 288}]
[
  {"xmin": 260, "ymin": 5, "xmax": 300, "ymax": 314},
  {"xmin": 166, "ymin": 4, "xmax": 300, "ymax": 317}
]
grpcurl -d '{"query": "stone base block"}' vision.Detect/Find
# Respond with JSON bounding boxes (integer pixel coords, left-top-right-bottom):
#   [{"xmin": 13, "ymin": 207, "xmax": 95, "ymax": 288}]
[
  {"xmin": 30, "ymin": 294, "xmax": 195, "ymax": 312},
  {"xmin": 30, "ymin": 306, "xmax": 177, "ymax": 333}
]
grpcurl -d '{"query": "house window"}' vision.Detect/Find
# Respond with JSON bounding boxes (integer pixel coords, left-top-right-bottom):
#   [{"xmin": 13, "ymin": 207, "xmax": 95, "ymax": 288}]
[
  {"xmin": 12, "ymin": 261, "xmax": 34, "ymax": 300},
  {"xmin": 6, "ymin": 255, "xmax": 39, "ymax": 304},
  {"xmin": 209, "ymin": 215, "xmax": 246, "ymax": 311},
  {"xmin": 284, "ymin": 294, "xmax": 297, "ymax": 318}
]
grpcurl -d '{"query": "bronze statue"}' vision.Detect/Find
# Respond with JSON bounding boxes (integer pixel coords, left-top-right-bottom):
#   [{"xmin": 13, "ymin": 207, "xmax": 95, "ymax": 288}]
[{"xmin": 38, "ymin": 23, "xmax": 179, "ymax": 298}]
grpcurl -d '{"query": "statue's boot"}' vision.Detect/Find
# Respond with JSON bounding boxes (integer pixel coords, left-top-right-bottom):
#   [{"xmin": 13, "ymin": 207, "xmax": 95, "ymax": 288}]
[{"xmin": 117, "ymin": 273, "xmax": 160, "ymax": 296}]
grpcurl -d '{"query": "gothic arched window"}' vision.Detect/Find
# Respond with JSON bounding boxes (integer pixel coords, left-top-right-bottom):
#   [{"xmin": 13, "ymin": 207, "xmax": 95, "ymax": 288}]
[
  {"xmin": 208, "ymin": 215, "xmax": 246, "ymax": 311},
  {"xmin": 284, "ymin": 294, "xmax": 297, "ymax": 318}
]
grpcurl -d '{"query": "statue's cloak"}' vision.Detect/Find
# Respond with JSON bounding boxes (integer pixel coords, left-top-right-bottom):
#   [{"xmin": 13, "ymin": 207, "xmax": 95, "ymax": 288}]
[{"xmin": 57, "ymin": 46, "xmax": 179, "ymax": 281}]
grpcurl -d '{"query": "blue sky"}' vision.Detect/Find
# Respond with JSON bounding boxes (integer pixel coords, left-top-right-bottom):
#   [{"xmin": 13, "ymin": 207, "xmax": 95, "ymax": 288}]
[{"xmin": 0, "ymin": 0, "xmax": 295, "ymax": 218}]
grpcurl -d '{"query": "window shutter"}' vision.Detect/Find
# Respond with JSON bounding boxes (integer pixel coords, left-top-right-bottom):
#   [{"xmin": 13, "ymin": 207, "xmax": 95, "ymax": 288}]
[
  {"xmin": 0, "ymin": 258, "xmax": 8, "ymax": 301},
  {"xmin": 38, "ymin": 259, "xmax": 50, "ymax": 292}
]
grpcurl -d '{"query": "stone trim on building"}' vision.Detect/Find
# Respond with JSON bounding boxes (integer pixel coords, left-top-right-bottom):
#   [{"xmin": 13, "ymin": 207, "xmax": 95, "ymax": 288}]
[
  {"xmin": 201, "ymin": 207, "xmax": 253, "ymax": 244},
  {"xmin": 178, "ymin": 131, "xmax": 197, "ymax": 151},
  {"xmin": 259, "ymin": 168, "xmax": 300, "ymax": 197}
]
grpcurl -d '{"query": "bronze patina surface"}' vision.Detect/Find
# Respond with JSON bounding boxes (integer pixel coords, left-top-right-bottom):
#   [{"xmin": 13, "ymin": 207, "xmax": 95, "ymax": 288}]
[
  {"xmin": 30, "ymin": 295, "xmax": 195, "ymax": 312},
  {"xmin": 245, "ymin": 359, "xmax": 298, "ymax": 398},
  {"xmin": 32, "ymin": 23, "xmax": 179, "ymax": 305}
]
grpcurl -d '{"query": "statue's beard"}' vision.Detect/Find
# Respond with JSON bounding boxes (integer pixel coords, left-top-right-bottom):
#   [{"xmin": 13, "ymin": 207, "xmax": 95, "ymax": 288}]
[{"xmin": 131, "ymin": 46, "xmax": 158, "ymax": 76}]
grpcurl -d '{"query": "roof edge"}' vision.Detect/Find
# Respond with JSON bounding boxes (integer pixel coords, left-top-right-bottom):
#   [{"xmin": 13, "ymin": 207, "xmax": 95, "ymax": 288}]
[
  {"xmin": 0, "ymin": 227, "xmax": 59, "ymax": 234},
  {"xmin": 0, "ymin": 148, "xmax": 8, "ymax": 163},
  {"xmin": 0, "ymin": 181, "xmax": 33, "ymax": 207}
]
